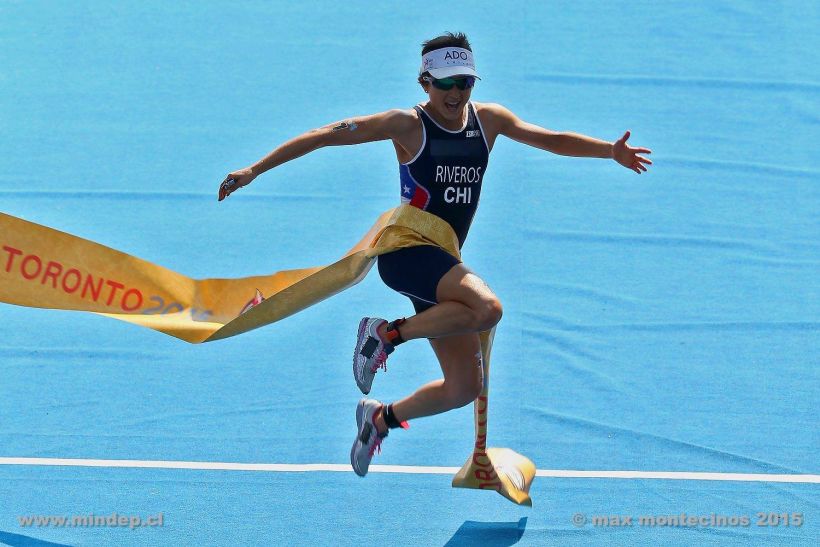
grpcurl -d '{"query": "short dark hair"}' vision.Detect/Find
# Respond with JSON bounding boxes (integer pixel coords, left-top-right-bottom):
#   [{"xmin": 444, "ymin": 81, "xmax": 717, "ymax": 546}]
[
  {"xmin": 418, "ymin": 32, "xmax": 472, "ymax": 86},
  {"xmin": 421, "ymin": 32, "xmax": 472, "ymax": 55}
]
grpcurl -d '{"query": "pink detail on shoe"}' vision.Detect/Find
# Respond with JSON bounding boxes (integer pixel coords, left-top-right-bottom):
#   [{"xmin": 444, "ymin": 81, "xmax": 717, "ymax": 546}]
[
  {"xmin": 370, "ymin": 350, "xmax": 389, "ymax": 373},
  {"xmin": 368, "ymin": 405, "xmax": 386, "ymax": 457},
  {"xmin": 368, "ymin": 435, "xmax": 384, "ymax": 457}
]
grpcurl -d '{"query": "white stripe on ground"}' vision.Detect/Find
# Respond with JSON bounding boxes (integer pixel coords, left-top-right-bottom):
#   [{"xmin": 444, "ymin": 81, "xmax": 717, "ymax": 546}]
[{"xmin": 0, "ymin": 457, "xmax": 817, "ymax": 483}]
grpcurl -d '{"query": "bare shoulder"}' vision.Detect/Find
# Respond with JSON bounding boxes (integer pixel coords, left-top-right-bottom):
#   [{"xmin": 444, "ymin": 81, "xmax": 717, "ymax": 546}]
[
  {"xmin": 472, "ymin": 102, "xmax": 514, "ymax": 123},
  {"xmin": 378, "ymin": 107, "xmax": 420, "ymax": 134}
]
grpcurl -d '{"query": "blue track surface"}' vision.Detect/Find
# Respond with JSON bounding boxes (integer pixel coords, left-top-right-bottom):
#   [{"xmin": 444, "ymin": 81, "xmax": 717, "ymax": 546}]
[{"xmin": 1, "ymin": 1, "xmax": 818, "ymax": 545}]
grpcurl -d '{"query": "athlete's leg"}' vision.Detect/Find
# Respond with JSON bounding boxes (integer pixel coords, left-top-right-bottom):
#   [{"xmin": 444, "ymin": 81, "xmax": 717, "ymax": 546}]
[
  {"xmin": 352, "ymin": 261, "xmax": 500, "ymax": 471},
  {"xmin": 375, "ymin": 332, "xmax": 482, "ymax": 431},
  {"xmin": 377, "ymin": 263, "xmax": 503, "ymax": 342}
]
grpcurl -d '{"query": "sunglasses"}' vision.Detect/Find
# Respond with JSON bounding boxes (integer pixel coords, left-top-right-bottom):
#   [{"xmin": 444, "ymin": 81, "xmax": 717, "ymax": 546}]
[{"xmin": 423, "ymin": 76, "xmax": 476, "ymax": 91}]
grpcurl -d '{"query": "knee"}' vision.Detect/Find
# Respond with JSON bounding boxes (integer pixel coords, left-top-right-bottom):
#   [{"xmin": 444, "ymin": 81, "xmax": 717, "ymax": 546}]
[
  {"xmin": 444, "ymin": 375, "xmax": 483, "ymax": 409},
  {"xmin": 473, "ymin": 298, "xmax": 503, "ymax": 331}
]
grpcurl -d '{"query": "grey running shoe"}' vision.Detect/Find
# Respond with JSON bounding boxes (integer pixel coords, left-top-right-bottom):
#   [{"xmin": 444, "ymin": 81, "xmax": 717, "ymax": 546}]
[
  {"xmin": 350, "ymin": 398, "xmax": 387, "ymax": 477},
  {"xmin": 353, "ymin": 317, "xmax": 393, "ymax": 395}
]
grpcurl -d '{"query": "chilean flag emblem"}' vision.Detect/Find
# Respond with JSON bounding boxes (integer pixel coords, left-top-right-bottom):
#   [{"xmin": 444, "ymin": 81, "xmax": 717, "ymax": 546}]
[{"xmin": 400, "ymin": 166, "xmax": 430, "ymax": 209}]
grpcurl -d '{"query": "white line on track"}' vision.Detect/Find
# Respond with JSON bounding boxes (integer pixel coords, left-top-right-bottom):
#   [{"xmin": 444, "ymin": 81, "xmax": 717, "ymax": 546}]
[{"xmin": 0, "ymin": 457, "xmax": 817, "ymax": 483}]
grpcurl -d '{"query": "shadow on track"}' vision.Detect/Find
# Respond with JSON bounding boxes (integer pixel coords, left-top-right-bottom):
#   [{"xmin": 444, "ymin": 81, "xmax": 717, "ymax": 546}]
[{"xmin": 444, "ymin": 517, "xmax": 528, "ymax": 546}]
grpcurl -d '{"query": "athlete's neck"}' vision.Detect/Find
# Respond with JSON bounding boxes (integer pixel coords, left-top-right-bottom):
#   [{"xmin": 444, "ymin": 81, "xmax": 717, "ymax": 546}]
[{"xmin": 422, "ymin": 102, "xmax": 468, "ymax": 131}]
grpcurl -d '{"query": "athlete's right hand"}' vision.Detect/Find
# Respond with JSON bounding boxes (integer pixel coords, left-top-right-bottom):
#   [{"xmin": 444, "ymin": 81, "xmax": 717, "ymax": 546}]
[{"xmin": 218, "ymin": 168, "xmax": 256, "ymax": 201}]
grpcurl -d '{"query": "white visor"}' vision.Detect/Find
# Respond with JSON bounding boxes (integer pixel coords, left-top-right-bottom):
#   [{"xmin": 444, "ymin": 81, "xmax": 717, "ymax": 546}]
[{"xmin": 420, "ymin": 47, "xmax": 480, "ymax": 80}]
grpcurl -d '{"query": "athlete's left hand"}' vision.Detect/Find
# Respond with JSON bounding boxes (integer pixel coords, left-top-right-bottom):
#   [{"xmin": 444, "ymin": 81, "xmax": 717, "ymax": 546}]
[{"xmin": 612, "ymin": 131, "xmax": 652, "ymax": 174}]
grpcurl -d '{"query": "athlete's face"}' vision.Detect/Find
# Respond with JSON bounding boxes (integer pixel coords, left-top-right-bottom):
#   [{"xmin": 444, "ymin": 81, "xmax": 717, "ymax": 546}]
[{"xmin": 424, "ymin": 76, "xmax": 473, "ymax": 124}]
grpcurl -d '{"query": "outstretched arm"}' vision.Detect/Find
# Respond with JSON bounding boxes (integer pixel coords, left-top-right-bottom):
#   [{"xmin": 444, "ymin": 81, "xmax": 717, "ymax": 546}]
[
  {"xmin": 487, "ymin": 104, "xmax": 652, "ymax": 174},
  {"xmin": 219, "ymin": 109, "xmax": 408, "ymax": 200}
]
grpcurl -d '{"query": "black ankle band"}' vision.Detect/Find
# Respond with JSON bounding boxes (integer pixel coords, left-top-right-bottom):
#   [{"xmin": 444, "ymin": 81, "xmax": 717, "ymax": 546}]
[
  {"xmin": 385, "ymin": 318, "xmax": 407, "ymax": 346},
  {"xmin": 383, "ymin": 403, "xmax": 408, "ymax": 429}
]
